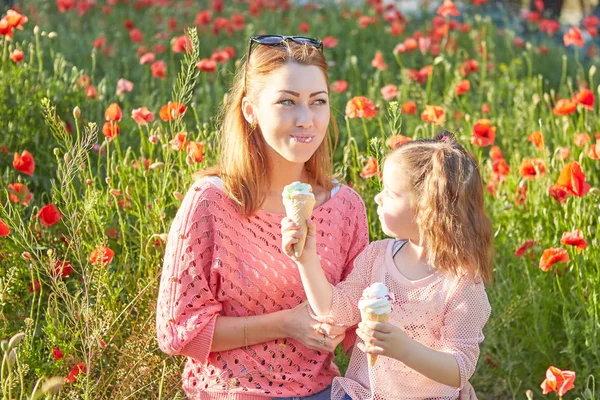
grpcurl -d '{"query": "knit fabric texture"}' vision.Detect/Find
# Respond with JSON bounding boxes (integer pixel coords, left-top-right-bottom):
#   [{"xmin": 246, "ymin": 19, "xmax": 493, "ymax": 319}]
[
  {"xmin": 156, "ymin": 178, "xmax": 369, "ymax": 399},
  {"xmin": 310, "ymin": 239, "xmax": 491, "ymax": 400}
]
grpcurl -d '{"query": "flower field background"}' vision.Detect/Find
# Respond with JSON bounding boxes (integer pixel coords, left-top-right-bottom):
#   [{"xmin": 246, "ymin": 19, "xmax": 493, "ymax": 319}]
[{"xmin": 1, "ymin": 0, "xmax": 599, "ymax": 398}]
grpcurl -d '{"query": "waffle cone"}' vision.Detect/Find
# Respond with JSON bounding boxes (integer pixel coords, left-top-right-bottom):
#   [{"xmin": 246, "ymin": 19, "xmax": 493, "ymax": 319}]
[
  {"xmin": 360, "ymin": 311, "xmax": 390, "ymax": 367},
  {"xmin": 283, "ymin": 194, "xmax": 315, "ymax": 258}
]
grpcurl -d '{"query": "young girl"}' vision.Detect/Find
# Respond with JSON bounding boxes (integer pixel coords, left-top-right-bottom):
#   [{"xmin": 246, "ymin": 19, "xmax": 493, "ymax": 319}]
[{"xmin": 281, "ymin": 132, "xmax": 493, "ymax": 399}]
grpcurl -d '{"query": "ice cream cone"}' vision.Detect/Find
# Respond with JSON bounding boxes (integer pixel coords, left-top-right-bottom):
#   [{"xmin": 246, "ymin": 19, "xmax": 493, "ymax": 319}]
[
  {"xmin": 360, "ymin": 310, "xmax": 390, "ymax": 367},
  {"xmin": 283, "ymin": 193, "xmax": 316, "ymax": 258}
]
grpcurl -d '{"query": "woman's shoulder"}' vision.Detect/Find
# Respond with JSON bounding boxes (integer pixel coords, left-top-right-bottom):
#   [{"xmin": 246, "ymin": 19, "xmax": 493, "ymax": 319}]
[
  {"xmin": 329, "ymin": 181, "xmax": 367, "ymax": 209},
  {"xmin": 183, "ymin": 176, "xmax": 232, "ymax": 210}
]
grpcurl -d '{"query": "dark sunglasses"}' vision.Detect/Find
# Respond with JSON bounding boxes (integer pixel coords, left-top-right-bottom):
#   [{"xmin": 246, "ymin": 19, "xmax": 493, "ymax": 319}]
[{"xmin": 244, "ymin": 35, "xmax": 323, "ymax": 91}]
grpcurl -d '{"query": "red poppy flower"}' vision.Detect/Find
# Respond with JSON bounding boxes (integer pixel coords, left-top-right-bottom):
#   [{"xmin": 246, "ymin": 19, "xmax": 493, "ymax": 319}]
[
  {"xmin": 0, "ymin": 218, "xmax": 10, "ymax": 237},
  {"xmin": 38, "ymin": 204, "xmax": 62, "ymax": 227},
  {"xmin": 29, "ymin": 280, "xmax": 40, "ymax": 292},
  {"xmin": 528, "ymin": 131, "xmax": 544, "ymax": 149},
  {"xmin": 10, "ymin": 49, "xmax": 23, "ymax": 63},
  {"xmin": 371, "ymin": 51, "xmax": 388, "ymax": 71},
  {"xmin": 65, "ymin": 362, "xmax": 87, "ymax": 384},
  {"xmin": 53, "ymin": 346, "xmax": 63, "ymax": 360},
  {"xmin": 5, "ymin": 9, "xmax": 28, "ymax": 30},
  {"xmin": 401, "ymin": 101, "xmax": 417, "ymax": 115},
  {"xmin": 196, "ymin": 58, "xmax": 217, "ymax": 72},
  {"xmin": 131, "ymin": 107, "xmax": 155, "ymax": 126},
  {"xmin": 560, "ymin": 229, "xmax": 588, "ymax": 251},
  {"xmin": 421, "ymin": 105, "xmax": 445, "ymax": 125},
  {"xmin": 408, "ymin": 65, "xmax": 432, "ymax": 84},
  {"xmin": 519, "ymin": 158, "xmax": 546, "ymax": 180},
  {"xmin": 332, "ymin": 80, "xmax": 348, "ymax": 93},
  {"xmin": 574, "ymin": 133, "xmax": 590, "ymax": 148},
  {"xmin": 172, "ymin": 34, "xmax": 191, "ymax": 53},
  {"xmin": 574, "ymin": 88, "xmax": 595, "ymax": 110},
  {"xmin": 555, "ymin": 161, "xmax": 590, "ymax": 197},
  {"xmin": 102, "ymin": 122, "xmax": 120, "ymax": 141},
  {"xmin": 472, "ymin": 119, "xmax": 496, "ymax": 147},
  {"xmin": 515, "ymin": 182, "xmax": 528, "ymax": 205},
  {"xmin": 540, "ymin": 19, "xmax": 561, "ymax": 35},
  {"xmin": 139, "ymin": 52, "xmax": 155, "ymax": 65},
  {"xmin": 549, "ymin": 184, "xmax": 570, "ymax": 203},
  {"xmin": 539, "ymin": 248, "xmax": 569, "ymax": 272},
  {"xmin": 455, "ymin": 79, "xmax": 470, "ymax": 95},
  {"xmin": 170, "ymin": 132, "xmax": 188, "ymax": 151},
  {"xmin": 151, "ymin": 61, "xmax": 166, "ymax": 79},
  {"xmin": 13, "ymin": 150, "xmax": 35, "ymax": 176},
  {"xmin": 116, "ymin": 79, "xmax": 133, "ymax": 96},
  {"xmin": 556, "ymin": 146, "xmax": 571, "ymax": 161},
  {"xmin": 187, "ymin": 141, "xmax": 204, "ymax": 163},
  {"xmin": 589, "ymin": 141, "xmax": 600, "ymax": 159},
  {"xmin": 159, "ymin": 102, "xmax": 187, "ymax": 121},
  {"xmin": 129, "ymin": 28, "xmax": 143, "ymax": 43},
  {"xmin": 514, "ymin": 239, "xmax": 534, "ymax": 257},
  {"xmin": 380, "ymin": 84, "xmax": 398, "ymax": 101},
  {"xmin": 459, "ymin": 59, "xmax": 479, "ymax": 76},
  {"xmin": 345, "ymin": 96, "xmax": 378, "ymax": 118},
  {"xmin": 0, "ymin": 18, "xmax": 13, "ymax": 37},
  {"xmin": 8, "ymin": 183, "xmax": 33, "ymax": 206},
  {"xmin": 563, "ymin": 27, "xmax": 584, "ymax": 47},
  {"xmin": 437, "ymin": 0, "xmax": 460, "ymax": 17},
  {"xmin": 360, "ymin": 157, "xmax": 379, "ymax": 179},
  {"xmin": 104, "ymin": 103, "xmax": 122, "ymax": 122},
  {"xmin": 88, "ymin": 245, "xmax": 115, "ymax": 266},
  {"xmin": 493, "ymin": 158, "xmax": 510, "ymax": 179},
  {"xmin": 387, "ymin": 134, "xmax": 412, "ymax": 150},
  {"xmin": 553, "ymin": 99, "xmax": 577, "ymax": 116},
  {"xmin": 54, "ymin": 260, "xmax": 73, "ymax": 278},
  {"xmin": 489, "ymin": 145, "xmax": 503, "ymax": 161},
  {"xmin": 541, "ymin": 366, "xmax": 576, "ymax": 396}
]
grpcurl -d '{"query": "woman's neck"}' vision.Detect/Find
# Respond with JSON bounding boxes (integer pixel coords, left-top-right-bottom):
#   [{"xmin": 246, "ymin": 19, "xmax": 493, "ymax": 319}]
[{"xmin": 266, "ymin": 154, "xmax": 311, "ymax": 195}]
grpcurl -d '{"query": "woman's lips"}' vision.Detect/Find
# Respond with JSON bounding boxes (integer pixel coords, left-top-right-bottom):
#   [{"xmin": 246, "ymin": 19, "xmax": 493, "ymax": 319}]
[{"xmin": 290, "ymin": 134, "xmax": 314, "ymax": 143}]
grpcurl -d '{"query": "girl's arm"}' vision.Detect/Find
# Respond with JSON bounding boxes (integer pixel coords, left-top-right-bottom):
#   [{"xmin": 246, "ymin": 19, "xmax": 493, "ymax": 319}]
[
  {"xmin": 357, "ymin": 324, "xmax": 461, "ymax": 387},
  {"xmin": 281, "ymin": 219, "xmax": 372, "ymax": 325}
]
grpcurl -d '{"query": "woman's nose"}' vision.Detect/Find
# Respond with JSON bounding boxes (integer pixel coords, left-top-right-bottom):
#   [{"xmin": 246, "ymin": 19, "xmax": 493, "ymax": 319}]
[{"xmin": 295, "ymin": 106, "xmax": 314, "ymax": 128}]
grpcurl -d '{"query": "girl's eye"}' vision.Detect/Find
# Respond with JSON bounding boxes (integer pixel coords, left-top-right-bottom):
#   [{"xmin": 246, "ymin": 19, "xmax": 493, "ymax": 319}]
[
  {"xmin": 313, "ymin": 99, "xmax": 327, "ymax": 106},
  {"xmin": 279, "ymin": 99, "xmax": 294, "ymax": 106}
]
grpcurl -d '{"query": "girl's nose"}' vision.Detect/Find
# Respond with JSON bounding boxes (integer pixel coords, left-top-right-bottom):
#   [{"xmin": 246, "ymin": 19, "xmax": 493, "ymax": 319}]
[{"xmin": 374, "ymin": 192, "xmax": 382, "ymax": 205}]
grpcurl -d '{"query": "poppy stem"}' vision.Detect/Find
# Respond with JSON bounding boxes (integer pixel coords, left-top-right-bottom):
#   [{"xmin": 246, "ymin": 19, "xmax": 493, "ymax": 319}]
[{"xmin": 361, "ymin": 118, "xmax": 371, "ymax": 157}]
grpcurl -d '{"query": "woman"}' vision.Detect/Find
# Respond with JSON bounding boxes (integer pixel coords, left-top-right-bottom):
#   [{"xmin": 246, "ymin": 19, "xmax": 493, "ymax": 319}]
[{"xmin": 156, "ymin": 35, "xmax": 370, "ymax": 399}]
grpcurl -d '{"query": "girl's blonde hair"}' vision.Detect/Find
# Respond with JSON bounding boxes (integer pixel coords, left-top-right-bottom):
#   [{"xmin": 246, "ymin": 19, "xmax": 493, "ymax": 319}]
[
  {"xmin": 195, "ymin": 40, "xmax": 338, "ymax": 215},
  {"xmin": 386, "ymin": 131, "xmax": 493, "ymax": 283}
]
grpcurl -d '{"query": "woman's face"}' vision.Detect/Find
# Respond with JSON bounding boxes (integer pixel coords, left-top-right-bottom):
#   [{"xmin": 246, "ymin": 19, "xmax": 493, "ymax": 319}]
[
  {"xmin": 244, "ymin": 62, "xmax": 330, "ymax": 165},
  {"xmin": 374, "ymin": 161, "xmax": 420, "ymax": 241}
]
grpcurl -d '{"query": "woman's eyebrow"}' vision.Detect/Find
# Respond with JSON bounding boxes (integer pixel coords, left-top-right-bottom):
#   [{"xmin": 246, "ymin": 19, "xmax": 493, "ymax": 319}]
[{"xmin": 277, "ymin": 90, "xmax": 328, "ymax": 97}]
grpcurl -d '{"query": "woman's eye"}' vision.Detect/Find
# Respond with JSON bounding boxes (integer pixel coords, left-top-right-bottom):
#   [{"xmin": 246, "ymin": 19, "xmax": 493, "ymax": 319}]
[
  {"xmin": 313, "ymin": 99, "xmax": 327, "ymax": 105},
  {"xmin": 279, "ymin": 99, "xmax": 294, "ymax": 106}
]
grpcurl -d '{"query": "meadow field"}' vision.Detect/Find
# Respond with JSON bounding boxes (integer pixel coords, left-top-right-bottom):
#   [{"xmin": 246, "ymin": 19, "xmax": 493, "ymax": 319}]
[{"xmin": 0, "ymin": 0, "xmax": 599, "ymax": 398}]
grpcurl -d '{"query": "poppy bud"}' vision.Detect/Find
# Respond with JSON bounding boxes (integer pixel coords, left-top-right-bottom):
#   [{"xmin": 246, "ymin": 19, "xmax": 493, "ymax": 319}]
[
  {"xmin": 173, "ymin": 192, "xmax": 184, "ymax": 201},
  {"xmin": 41, "ymin": 377, "xmax": 64, "ymax": 395},
  {"xmin": 48, "ymin": 32, "xmax": 57, "ymax": 39},
  {"xmin": 8, "ymin": 332, "xmax": 25, "ymax": 350},
  {"xmin": 73, "ymin": 107, "xmax": 81, "ymax": 119}
]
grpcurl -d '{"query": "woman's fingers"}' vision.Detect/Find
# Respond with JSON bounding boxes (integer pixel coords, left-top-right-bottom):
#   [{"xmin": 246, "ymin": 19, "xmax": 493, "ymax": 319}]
[
  {"xmin": 356, "ymin": 328, "xmax": 384, "ymax": 346},
  {"xmin": 320, "ymin": 323, "xmax": 346, "ymax": 337}
]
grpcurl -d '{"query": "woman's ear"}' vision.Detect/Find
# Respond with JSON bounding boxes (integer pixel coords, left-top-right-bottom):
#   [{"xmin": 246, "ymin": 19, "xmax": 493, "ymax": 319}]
[{"xmin": 241, "ymin": 96, "xmax": 256, "ymax": 125}]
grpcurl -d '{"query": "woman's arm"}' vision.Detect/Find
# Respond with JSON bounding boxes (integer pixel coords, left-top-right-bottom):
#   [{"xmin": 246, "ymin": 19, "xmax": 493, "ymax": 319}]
[{"xmin": 206, "ymin": 303, "xmax": 347, "ymax": 353}]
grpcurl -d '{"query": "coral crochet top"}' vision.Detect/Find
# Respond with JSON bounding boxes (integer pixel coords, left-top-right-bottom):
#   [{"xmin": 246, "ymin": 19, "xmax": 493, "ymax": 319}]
[
  {"xmin": 156, "ymin": 177, "xmax": 369, "ymax": 399},
  {"xmin": 312, "ymin": 239, "xmax": 491, "ymax": 400}
]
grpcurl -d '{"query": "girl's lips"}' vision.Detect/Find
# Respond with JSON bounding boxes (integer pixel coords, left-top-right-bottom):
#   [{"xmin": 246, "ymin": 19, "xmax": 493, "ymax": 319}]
[{"xmin": 290, "ymin": 134, "xmax": 315, "ymax": 143}]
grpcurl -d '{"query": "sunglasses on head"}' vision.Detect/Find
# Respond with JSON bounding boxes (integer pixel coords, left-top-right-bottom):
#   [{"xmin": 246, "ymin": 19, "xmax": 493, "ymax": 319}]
[{"xmin": 244, "ymin": 35, "xmax": 323, "ymax": 91}]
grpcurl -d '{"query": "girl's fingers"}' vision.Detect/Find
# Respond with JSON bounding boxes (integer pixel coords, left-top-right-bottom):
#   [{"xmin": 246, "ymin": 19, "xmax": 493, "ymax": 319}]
[
  {"xmin": 356, "ymin": 342, "xmax": 384, "ymax": 355},
  {"xmin": 356, "ymin": 328, "xmax": 384, "ymax": 346}
]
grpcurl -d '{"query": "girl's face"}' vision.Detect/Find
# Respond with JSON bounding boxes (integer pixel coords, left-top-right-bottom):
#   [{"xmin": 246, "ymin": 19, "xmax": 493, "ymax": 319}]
[
  {"xmin": 374, "ymin": 161, "xmax": 420, "ymax": 241},
  {"xmin": 243, "ymin": 62, "xmax": 330, "ymax": 165}
]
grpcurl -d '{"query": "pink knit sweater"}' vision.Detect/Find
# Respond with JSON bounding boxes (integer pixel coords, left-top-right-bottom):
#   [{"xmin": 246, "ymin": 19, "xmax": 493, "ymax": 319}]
[
  {"xmin": 311, "ymin": 239, "xmax": 491, "ymax": 400},
  {"xmin": 156, "ymin": 177, "xmax": 369, "ymax": 399}
]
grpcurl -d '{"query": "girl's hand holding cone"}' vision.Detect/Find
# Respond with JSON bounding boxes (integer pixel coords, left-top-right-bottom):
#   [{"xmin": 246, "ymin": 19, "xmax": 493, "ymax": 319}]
[
  {"xmin": 356, "ymin": 320, "xmax": 411, "ymax": 362},
  {"xmin": 281, "ymin": 217, "xmax": 317, "ymax": 263}
]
